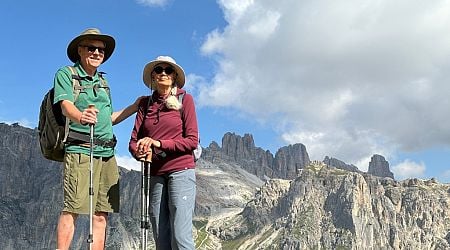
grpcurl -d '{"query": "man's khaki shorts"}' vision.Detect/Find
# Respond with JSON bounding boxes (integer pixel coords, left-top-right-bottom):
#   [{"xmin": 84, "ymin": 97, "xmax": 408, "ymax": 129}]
[{"xmin": 62, "ymin": 153, "xmax": 119, "ymax": 214}]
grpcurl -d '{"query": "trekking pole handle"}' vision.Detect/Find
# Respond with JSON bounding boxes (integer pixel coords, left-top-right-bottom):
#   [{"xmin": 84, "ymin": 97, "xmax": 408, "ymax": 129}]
[
  {"xmin": 140, "ymin": 148, "xmax": 152, "ymax": 163},
  {"xmin": 87, "ymin": 104, "xmax": 96, "ymax": 126}
]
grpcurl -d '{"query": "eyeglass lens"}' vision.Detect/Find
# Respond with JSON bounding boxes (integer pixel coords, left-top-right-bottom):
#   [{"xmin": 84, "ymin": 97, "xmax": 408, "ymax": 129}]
[
  {"xmin": 154, "ymin": 66, "xmax": 174, "ymax": 74},
  {"xmin": 80, "ymin": 45, "xmax": 105, "ymax": 54}
]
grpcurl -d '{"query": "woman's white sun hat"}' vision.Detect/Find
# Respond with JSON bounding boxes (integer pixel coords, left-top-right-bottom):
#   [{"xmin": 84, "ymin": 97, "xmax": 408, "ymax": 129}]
[{"xmin": 143, "ymin": 56, "xmax": 186, "ymax": 89}]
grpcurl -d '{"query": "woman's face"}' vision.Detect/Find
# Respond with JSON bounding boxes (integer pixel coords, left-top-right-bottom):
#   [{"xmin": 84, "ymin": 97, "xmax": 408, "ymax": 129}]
[{"xmin": 152, "ymin": 63, "xmax": 176, "ymax": 89}]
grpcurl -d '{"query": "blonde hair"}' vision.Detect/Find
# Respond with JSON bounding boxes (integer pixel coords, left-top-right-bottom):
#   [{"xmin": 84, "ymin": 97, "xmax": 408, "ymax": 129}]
[{"xmin": 165, "ymin": 87, "xmax": 182, "ymax": 110}]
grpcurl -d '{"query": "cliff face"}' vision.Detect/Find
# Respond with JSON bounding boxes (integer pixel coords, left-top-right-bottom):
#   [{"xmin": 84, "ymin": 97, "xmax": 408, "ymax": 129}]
[
  {"xmin": 2, "ymin": 123, "xmax": 447, "ymax": 250},
  {"xmin": 0, "ymin": 123, "xmax": 146, "ymax": 249},
  {"xmin": 203, "ymin": 132, "xmax": 310, "ymax": 180},
  {"xmin": 210, "ymin": 162, "xmax": 450, "ymax": 249},
  {"xmin": 0, "ymin": 123, "xmax": 62, "ymax": 249},
  {"xmin": 0, "ymin": 123, "xmax": 263, "ymax": 249}
]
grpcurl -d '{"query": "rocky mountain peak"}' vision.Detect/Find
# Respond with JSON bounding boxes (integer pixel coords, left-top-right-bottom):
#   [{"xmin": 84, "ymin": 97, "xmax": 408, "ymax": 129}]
[
  {"xmin": 222, "ymin": 132, "xmax": 256, "ymax": 161},
  {"xmin": 203, "ymin": 132, "xmax": 310, "ymax": 180},
  {"xmin": 274, "ymin": 143, "xmax": 310, "ymax": 179},
  {"xmin": 368, "ymin": 154, "xmax": 394, "ymax": 179},
  {"xmin": 323, "ymin": 156, "xmax": 360, "ymax": 173}
]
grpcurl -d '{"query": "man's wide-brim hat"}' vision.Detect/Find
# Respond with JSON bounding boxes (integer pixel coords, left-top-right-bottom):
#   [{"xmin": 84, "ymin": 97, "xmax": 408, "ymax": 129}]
[
  {"xmin": 67, "ymin": 28, "xmax": 115, "ymax": 63},
  {"xmin": 143, "ymin": 56, "xmax": 186, "ymax": 89}
]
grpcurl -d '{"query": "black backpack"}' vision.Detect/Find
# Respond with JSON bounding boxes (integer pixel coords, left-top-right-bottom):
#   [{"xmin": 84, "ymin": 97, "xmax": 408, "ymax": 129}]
[{"xmin": 38, "ymin": 66, "xmax": 109, "ymax": 162}]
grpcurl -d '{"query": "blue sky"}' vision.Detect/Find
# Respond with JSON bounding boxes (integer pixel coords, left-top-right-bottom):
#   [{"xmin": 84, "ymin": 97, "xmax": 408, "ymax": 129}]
[{"xmin": 1, "ymin": 0, "xmax": 450, "ymax": 182}]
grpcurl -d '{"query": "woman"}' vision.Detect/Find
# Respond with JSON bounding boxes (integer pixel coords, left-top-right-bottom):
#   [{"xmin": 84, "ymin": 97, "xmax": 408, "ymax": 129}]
[{"xmin": 129, "ymin": 56, "xmax": 198, "ymax": 249}]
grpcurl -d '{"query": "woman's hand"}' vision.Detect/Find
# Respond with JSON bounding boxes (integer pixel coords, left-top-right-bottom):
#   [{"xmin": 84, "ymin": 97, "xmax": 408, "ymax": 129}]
[{"xmin": 136, "ymin": 137, "xmax": 161, "ymax": 159}]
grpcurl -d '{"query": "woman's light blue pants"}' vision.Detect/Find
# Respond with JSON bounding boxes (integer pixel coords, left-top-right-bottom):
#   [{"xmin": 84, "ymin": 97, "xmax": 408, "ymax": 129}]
[{"xmin": 149, "ymin": 169, "xmax": 196, "ymax": 250}]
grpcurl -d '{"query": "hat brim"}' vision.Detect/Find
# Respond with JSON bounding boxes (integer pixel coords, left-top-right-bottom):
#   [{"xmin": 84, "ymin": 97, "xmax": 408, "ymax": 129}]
[
  {"xmin": 67, "ymin": 34, "xmax": 115, "ymax": 63},
  {"xmin": 143, "ymin": 60, "xmax": 186, "ymax": 89}
]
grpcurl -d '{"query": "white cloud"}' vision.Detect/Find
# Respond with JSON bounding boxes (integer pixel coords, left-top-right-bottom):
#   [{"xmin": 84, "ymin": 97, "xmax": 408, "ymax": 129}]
[
  {"xmin": 136, "ymin": 0, "xmax": 169, "ymax": 7},
  {"xmin": 116, "ymin": 155, "xmax": 141, "ymax": 171},
  {"xmin": 199, "ymin": 0, "xmax": 450, "ymax": 168},
  {"xmin": 391, "ymin": 159, "xmax": 426, "ymax": 180},
  {"xmin": 184, "ymin": 73, "xmax": 209, "ymax": 102},
  {"xmin": 218, "ymin": 0, "xmax": 255, "ymax": 24}
]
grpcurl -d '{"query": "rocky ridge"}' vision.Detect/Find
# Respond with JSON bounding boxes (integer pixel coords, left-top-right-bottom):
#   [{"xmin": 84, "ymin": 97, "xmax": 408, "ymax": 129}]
[
  {"xmin": 208, "ymin": 162, "xmax": 450, "ymax": 249},
  {"xmin": 323, "ymin": 155, "xmax": 361, "ymax": 173},
  {"xmin": 203, "ymin": 132, "xmax": 311, "ymax": 179},
  {"xmin": 0, "ymin": 123, "xmax": 263, "ymax": 249},
  {"xmin": 2, "ymin": 123, "xmax": 448, "ymax": 250}
]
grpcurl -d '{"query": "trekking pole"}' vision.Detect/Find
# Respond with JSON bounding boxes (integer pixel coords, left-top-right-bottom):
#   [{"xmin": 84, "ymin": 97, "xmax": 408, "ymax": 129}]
[
  {"xmin": 87, "ymin": 104, "xmax": 95, "ymax": 250},
  {"xmin": 140, "ymin": 149, "xmax": 152, "ymax": 250}
]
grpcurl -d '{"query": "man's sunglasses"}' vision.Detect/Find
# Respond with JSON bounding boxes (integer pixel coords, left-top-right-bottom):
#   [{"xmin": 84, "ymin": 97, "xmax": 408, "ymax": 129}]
[
  {"xmin": 154, "ymin": 66, "xmax": 174, "ymax": 75},
  {"xmin": 79, "ymin": 45, "xmax": 105, "ymax": 54}
]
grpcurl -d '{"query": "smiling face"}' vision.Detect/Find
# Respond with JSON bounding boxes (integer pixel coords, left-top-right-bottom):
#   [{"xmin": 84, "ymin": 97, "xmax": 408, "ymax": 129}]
[
  {"xmin": 152, "ymin": 63, "xmax": 177, "ymax": 90},
  {"xmin": 77, "ymin": 39, "xmax": 105, "ymax": 73}
]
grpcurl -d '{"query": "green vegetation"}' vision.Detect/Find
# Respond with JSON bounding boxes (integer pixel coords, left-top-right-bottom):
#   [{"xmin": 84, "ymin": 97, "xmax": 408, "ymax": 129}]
[
  {"xmin": 305, "ymin": 164, "xmax": 324, "ymax": 175},
  {"xmin": 194, "ymin": 219, "xmax": 210, "ymax": 248},
  {"xmin": 222, "ymin": 234, "xmax": 250, "ymax": 250},
  {"xmin": 193, "ymin": 219, "xmax": 208, "ymax": 229},
  {"xmin": 250, "ymin": 228, "xmax": 275, "ymax": 249}
]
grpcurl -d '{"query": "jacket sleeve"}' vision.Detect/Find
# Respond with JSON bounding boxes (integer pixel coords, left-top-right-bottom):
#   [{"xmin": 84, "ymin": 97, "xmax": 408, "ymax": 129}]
[{"xmin": 128, "ymin": 96, "xmax": 149, "ymax": 160}]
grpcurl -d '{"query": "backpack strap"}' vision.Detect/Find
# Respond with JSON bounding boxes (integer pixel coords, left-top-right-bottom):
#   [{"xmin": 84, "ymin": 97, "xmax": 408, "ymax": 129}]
[
  {"xmin": 69, "ymin": 68, "xmax": 111, "ymax": 100},
  {"xmin": 63, "ymin": 66, "xmax": 81, "ymax": 143},
  {"xmin": 145, "ymin": 95, "xmax": 153, "ymax": 116},
  {"xmin": 67, "ymin": 66, "xmax": 83, "ymax": 102},
  {"xmin": 64, "ymin": 66, "xmax": 112, "ymax": 144},
  {"xmin": 98, "ymin": 71, "xmax": 111, "ymax": 100},
  {"xmin": 67, "ymin": 66, "xmax": 111, "ymax": 105},
  {"xmin": 177, "ymin": 93, "xmax": 185, "ymax": 133},
  {"xmin": 138, "ymin": 95, "xmax": 153, "ymax": 137}
]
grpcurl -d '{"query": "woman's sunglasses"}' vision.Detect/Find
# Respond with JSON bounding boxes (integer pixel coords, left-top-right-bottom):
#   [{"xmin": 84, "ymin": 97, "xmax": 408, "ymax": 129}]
[{"xmin": 154, "ymin": 66, "xmax": 174, "ymax": 75}]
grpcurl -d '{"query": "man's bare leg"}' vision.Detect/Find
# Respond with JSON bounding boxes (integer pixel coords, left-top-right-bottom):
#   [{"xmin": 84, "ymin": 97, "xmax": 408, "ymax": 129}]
[
  {"xmin": 92, "ymin": 212, "xmax": 108, "ymax": 250},
  {"xmin": 57, "ymin": 211, "xmax": 78, "ymax": 250}
]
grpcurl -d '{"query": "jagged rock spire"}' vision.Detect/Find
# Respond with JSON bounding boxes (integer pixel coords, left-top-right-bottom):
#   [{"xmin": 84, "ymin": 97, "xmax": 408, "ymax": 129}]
[{"xmin": 368, "ymin": 154, "xmax": 394, "ymax": 179}]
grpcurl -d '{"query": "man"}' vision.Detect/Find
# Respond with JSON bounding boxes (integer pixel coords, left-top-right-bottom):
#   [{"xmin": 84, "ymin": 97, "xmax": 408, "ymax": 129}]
[{"xmin": 54, "ymin": 28, "xmax": 141, "ymax": 250}]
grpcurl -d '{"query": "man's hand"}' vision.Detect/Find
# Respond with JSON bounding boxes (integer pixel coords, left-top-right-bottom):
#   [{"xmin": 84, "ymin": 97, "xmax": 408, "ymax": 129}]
[{"xmin": 80, "ymin": 106, "xmax": 99, "ymax": 125}]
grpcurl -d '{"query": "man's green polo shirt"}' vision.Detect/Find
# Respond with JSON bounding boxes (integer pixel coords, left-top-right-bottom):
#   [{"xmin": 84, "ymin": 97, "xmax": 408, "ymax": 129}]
[{"xmin": 53, "ymin": 62, "xmax": 114, "ymax": 157}]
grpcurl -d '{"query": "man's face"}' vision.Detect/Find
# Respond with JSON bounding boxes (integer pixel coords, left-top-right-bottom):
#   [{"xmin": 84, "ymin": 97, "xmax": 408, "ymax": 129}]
[{"xmin": 77, "ymin": 39, "xmax": 105, "ymax": 69}]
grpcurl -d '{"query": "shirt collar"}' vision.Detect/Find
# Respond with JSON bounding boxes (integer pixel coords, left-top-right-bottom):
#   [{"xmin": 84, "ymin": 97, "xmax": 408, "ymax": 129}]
[{"xmin": 74, "ymin": 62, "xmax": 101, "ymax": 81}]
